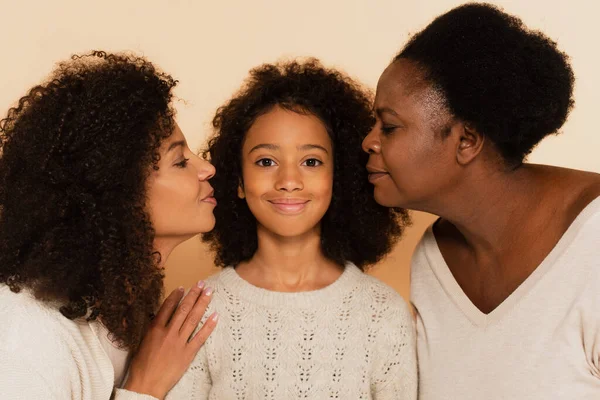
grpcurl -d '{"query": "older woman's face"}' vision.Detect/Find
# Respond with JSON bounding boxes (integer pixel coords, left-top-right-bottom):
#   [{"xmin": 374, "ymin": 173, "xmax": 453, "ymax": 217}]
[
  {"xmin": 146, "ymin": 124, "xmax": 216, "ymax": 243},
  {"xmin": 362, "ymin": 59, "xmax": 460, "ymax": 211}
]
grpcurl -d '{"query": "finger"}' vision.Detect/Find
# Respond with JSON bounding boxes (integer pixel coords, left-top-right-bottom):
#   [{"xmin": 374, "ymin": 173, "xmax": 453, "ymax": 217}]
[
  {"xmin": 166, "ymin": 280, "xmax": 205, "ymax": 330},
  {"xmin": 188, "ymin": 312, "xmax": 219, "ymax": 350},
  {"xmin": 153, "ymin": 287, "xmax": 185, "ymax": 327},
  {"xmin": 179, "ymin": 286, "xmax": 214, "ymax": 339}
]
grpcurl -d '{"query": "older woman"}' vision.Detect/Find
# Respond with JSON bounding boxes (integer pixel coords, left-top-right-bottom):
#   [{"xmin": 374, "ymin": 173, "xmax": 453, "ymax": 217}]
[{"xmin": 363, "ymin": 4, "xmax": 599, "ymax": 399}]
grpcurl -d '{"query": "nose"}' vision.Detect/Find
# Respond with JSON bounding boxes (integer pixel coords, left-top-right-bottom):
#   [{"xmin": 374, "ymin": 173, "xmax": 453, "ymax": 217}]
[
  {"xmin": 362, "ymin": 126, "xmax": 381, "ymax": 155},
  {"xmin": 194, "ymin": 156, "xmax": 215, "ymax": 181},
  {"xmin": 275, "ymin": 164, "xmax": 303, "ymax": 192}
]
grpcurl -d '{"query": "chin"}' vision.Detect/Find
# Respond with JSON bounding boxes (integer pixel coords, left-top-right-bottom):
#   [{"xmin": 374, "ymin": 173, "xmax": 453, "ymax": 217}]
[
  {"xmin": 260, "ymin": 219, "xmax": 321, "ymax": 239},
  {"xmin": 202, "ymin": 214, "xmax": 217, "ymax": 233},
  {"xmin": 373, "ymin": 188, "xmax": 404, "ymax": 208}
]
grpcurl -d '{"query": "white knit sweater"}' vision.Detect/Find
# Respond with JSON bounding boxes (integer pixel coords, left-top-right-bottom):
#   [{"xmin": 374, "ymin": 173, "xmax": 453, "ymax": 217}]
[
  {"xmin": 0, "ymin": 285, "xmax": 157, "ymax": 400},
  {"xmin": 167, "ymin": 263, "xmax": 417, "ymax": 400}
]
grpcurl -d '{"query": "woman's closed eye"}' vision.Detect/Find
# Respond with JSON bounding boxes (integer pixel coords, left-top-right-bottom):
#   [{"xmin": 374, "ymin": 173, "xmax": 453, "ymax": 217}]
[
  {"xmin": 174, "ymin": 158, "xmax": 190, "ymax": 168},
  {"xmin": 380, "ymin": 125, "xmax": 398, "ymax": 135}
]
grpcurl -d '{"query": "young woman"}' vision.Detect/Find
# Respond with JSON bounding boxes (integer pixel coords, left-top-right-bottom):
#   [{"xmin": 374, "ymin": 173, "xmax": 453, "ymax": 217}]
[
  {"xmin": 362, "ymin": 4, "xmax": 600, "ymax": 399},
  {"xmin": 0, "ymin": 51, "xmax": 218, "ymax": 400},
  {"xmin": 168, "ymin": 60, "xmax": 417, "ymax": 399}
]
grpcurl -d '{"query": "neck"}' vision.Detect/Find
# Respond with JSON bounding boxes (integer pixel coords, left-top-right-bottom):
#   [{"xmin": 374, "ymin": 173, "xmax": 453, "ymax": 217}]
[
  {"xmin": 236, "ymin": 224, "xmax": 343, "ymax": 292},
  {"xmin": 428, "ymin": 163, "xmax": 548, "ymax": 256},
  {"xmin": 153, "ymin": 235, "xmax": 192, "ymax": 268}
]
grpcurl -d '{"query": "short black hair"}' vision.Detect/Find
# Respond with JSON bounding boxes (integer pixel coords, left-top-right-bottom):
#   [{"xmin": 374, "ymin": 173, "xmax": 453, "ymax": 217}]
[
  {"xmin": 203, "ymin": 59, "xmax": 408, "ymax": 270},
  {"xmin": 395, "ymin": 2, "xmax": 575, "ymax": 166}
]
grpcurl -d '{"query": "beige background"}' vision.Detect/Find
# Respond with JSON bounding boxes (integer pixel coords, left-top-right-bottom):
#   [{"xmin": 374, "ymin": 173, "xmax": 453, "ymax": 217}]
[{"xmin": 1, "ymin": 0, "xmax": 598, "ymax": 300}]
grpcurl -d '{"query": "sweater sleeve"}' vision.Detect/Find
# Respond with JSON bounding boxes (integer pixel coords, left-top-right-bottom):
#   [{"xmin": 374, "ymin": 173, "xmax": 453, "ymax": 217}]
[
  {"xmin": 371, "ymin": 297, "xmax": 418, "ymax": 400},
  {"xmin": 583, "ymin": 258, "xmax": 600, "ymax": 380},
  {"xmin": 0, "ymin": 350, "xmax": 68, "ymax": 400},
  {"xmin": 113, "ymin": 388, "xmax": 159, "ymax": 400}
]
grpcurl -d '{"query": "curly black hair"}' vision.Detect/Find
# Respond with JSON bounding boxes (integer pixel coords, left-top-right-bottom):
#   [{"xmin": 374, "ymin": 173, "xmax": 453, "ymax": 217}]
[
  {"xmin": 203, "ymin": 59, "xmax": 408, "ymax": 270},
  {"xmin": 0, "ymin": 51, "xmax": 177, "ymax": 351},
  {"xmin": 395, "ymin": 2, "xmax": 575, "ymax": 166}
]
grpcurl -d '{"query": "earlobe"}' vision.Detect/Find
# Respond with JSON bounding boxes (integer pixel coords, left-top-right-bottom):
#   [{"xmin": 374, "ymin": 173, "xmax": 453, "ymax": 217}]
[
  {"xmin": 237, "ymin": 182, "xmax": 245, "ymax": 199},
  {"xmin": 456, "ymin": 122, "xmax": 484, "ymax": 165}
]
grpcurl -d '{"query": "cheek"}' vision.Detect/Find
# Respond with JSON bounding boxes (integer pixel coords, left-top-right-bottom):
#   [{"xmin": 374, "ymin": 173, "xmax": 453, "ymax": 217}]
[
  {"xmin": 147, "ymin": 176, "xmax": 198, "ymax": 218},
  {"xmin": 241, "ymin": 171, "xmax": 271, "ymax": 200},
  {"xmin": 306, "ymin": 167, "xmax": 333, "ymax": 207}
]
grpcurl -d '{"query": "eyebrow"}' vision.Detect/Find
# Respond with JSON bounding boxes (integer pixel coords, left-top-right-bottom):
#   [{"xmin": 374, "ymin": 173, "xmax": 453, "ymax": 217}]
[
  {"xmin": 248, "ymin": 143, "xmax": 329, "ymax": 154},
  {"xmin": 167, "ymin": 140, "xmax": 186, "ymax": 152},
  {"xmin": 299, "ymin": 144, "xmax": 329, "ymax": 154},
  {"xmin": 375, "ymin": 107, "xmax": 400, "ymax": 118}
]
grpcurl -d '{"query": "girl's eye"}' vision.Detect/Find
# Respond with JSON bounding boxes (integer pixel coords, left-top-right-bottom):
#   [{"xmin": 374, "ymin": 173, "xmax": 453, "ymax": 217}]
[
  {"xmin": 302, "ymin": 158, "xmax": 322, "ymax": 167},
  {"xmin": 256, "ymin": 158, "xmax": 276, "ymax": 167},
  {"xmin": 175, "ymin": 158, "xmax": 189, "ymax": 168},
  {"xmin": 381, "ymin": 125, "xmax": 397, "ymax": 135}
]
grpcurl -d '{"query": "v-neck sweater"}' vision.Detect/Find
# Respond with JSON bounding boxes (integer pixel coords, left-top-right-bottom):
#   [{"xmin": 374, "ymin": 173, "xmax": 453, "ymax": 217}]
[{"xmin": 410, "ymin": 196, "xmax": 600, "ymax": 399}]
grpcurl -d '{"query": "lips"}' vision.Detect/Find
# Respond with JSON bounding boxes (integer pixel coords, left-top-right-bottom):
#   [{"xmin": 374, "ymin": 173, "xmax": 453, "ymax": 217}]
[
  {"xmin": 366, "ymin": 165, "xmax": 390, "ymax": 183},
  {"xmin": 268, "ymin": 198, "xmax": 309, "ymax": 214},
  {"xmin": 200, "ymin": 189, "xmax": 217, "ymax": 206}
]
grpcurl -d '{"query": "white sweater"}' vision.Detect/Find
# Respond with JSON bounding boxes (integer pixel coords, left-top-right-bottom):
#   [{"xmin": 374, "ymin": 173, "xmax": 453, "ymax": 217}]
[
  {"xmin": 0, "ymin": 285, "xmax": 157, "ymax": 400},
  {"xmin": 168, "ymin": 263, "xmax": 417, "ymax": 400},
  {"xmin": 411, "ymin": 196, "xmax": 600, "ymax": 400}
]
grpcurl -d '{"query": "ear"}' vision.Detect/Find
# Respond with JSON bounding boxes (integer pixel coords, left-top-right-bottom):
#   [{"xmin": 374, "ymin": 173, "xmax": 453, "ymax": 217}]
[
  {"xmin": 237, "ymin": 180, "xmax": 245, "ymax": 199},
  {"xmin": 455, "ymin": 122, "xmax": 484, "ymax": 165}
]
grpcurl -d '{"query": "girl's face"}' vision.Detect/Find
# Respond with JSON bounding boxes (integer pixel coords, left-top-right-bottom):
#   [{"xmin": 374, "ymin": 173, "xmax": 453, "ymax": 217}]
[
  {"xmin": 239, "ymin": 106, "xmax": 333, "ymax": 238},
  {"xmin": 146, "ymin": 124, "xmax": 217, "ymax": 244}
]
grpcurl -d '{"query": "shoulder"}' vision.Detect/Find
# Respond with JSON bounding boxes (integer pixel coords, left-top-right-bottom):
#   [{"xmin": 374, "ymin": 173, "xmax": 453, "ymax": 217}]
[
  {"xmin": 201, "ymin": 267, "xmax": 238, "ymax": 304},
  {"xmin": 409, "ymin": 224, "xmax": 439, "ymax": 278},
  {"xmin": 0, "ymin": 286, "xmax": 82, "ymax": 384},
  {"xmin": 349, "ymin": 267, "xmax": 414, "ymax": 327},
  {"xmin": 0, "ymin": 285, "xmax": 67, "ymax": 346}
]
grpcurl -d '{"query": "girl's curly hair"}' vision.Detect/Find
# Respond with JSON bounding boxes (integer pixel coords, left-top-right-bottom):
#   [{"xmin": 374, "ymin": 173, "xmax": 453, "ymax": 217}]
[
  {"xmin": 203, "ymin": 59, "xmax": 409, "ymax": 270},
  {"xmin": 0, "ymin": 51, "xmax": 177, "ymax": 351}
]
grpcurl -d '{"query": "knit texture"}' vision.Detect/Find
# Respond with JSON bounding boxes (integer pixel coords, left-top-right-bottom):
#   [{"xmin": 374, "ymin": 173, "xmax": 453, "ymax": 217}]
[
  {"xmin": 0, "ymin": 285, "xmax": 157, "ymax": 400},
  {"xmin": 168, "ymin": 264, "xmax": 417, "ymax": 400}
]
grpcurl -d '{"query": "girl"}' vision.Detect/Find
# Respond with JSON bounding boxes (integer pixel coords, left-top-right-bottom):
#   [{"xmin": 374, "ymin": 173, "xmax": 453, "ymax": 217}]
[
  {"xmin": 169, "ymin": 60, "xmax": 417, "ymax": 399},
  {"xmin": 0, "ymin": 51, "xmax": 218, "ymax": 400}
]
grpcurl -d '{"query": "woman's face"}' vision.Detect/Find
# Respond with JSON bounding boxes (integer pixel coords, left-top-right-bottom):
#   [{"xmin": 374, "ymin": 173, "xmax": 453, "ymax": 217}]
[
  {"xmin": 146, "ymin": 124, "xmax": 216, "ymax": 243},
  {"xmin": 240, "ymin": 106, "xmax": 333, "ymax": 238},
  {"xmin": 362, "ymin": 59, "xmax": 460, "ymax": 210}
]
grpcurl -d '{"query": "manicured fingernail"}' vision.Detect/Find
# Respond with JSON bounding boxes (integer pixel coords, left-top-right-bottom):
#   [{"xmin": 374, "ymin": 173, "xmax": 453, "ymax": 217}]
[
  {"xmin": 210, "ymin": 312, "xmax": 219, "ymax": 322},
  {"xmin": 178, "ymin": 286, "xmax": 184, "ymax": 292},
  {"xmin": 197, "ymin": 280, "xmax": 205, "ymax": 289},
  {"xmin": 204, "ymin": 287, "xmax": 213, "ymax": 296}
]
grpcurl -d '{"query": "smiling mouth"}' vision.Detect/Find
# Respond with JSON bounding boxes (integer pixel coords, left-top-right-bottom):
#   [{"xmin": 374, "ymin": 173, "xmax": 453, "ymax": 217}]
[{"xmin": 268, "ymin": 199, "xmax": 309, "ymax": 214}]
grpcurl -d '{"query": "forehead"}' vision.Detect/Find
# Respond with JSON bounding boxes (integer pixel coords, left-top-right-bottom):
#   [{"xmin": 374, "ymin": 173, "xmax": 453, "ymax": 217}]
[
  {"xmin": 376, "ymin": 60, "xmax": 431, "ymax": 103},
  {"xmin": 159, "ymin": 123, "xmax": 186, "ymax": 149},
  {"xmin": 243, "ymin": 107, "xmax": 332, "ymax": 149},
  {"xmin": 375, "ymin": 59, "xmax": 450, "ymax": 120}
]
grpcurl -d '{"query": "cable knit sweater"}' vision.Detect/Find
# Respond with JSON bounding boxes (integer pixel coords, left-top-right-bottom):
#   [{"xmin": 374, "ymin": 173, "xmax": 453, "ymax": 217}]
[
  {"xmin": 167, "ymin": 263, "xmax": 417, "ymax": 400},
  {"xmin": 0, "ymin": 284, "xmax": 157, "ymax": 400}
]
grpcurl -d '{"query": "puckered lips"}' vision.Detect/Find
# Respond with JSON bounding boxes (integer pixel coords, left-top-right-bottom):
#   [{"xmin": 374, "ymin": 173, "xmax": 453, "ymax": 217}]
[
  {"xmin": 366, "ymin": 165, "xmax": 390, "ymax": 183},
  {"xmin": 200, "ymin": 188, "xmax": 217, "ymax": 206}
]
